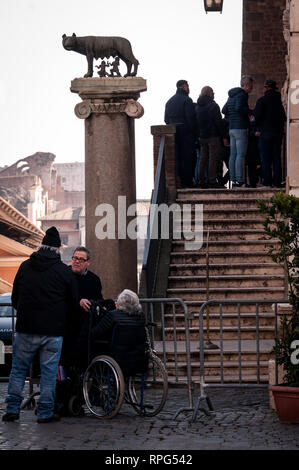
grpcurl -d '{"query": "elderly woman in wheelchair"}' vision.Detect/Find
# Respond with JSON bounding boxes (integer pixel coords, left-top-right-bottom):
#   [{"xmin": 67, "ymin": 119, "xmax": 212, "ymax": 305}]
[{"xmin": 57, "ymin": 289, "xmax": 168, "ymax": 419}]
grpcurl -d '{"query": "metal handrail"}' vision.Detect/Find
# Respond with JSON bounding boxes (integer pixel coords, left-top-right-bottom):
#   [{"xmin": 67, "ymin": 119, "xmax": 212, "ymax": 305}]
[{"xmin": 140, "ymin": 136, "xmax": 167, "ymax": 298}]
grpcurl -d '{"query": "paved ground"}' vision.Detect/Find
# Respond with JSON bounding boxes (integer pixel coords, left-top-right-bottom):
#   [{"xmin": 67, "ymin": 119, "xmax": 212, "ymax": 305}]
[{"xmin": 0, "ymin": 382, "xmax": 298, "ymax": 452}]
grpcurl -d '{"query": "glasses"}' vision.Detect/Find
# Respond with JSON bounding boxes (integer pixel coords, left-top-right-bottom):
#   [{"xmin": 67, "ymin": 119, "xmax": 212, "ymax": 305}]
[{"xmin": 72, "ymin": 256, "xmax": 89, "ymax": 263}]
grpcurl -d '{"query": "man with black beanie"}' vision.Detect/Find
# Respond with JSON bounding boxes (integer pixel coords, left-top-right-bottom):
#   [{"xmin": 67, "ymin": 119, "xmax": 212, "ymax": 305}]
[
  {"xmin": 2, "ymin": 226, "xmax": 78, "ymax": 423},
  {"xmin": 254, "ymin": 79, "xmax": 286, "ymax": 187},
  {"xmin": 164, "ymin": 80, "xmax": 197, "ymax": 188}
]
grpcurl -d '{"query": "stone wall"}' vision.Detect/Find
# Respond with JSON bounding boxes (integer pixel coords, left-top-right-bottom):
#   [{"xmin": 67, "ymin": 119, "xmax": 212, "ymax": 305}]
[{"xmin": 242, "ymin": 0, "xmax": 287, "ymax": 107}]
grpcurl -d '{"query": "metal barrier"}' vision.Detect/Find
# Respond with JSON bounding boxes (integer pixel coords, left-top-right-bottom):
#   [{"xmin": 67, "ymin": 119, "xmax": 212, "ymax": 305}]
[
  {"xmin": 1, "ymin": 297, "xmax": 196, "ymax": 419},
  {"xmin": 2, "ymin": 297, "xmax": 290, "ymax": 422},
  {"xmin": 192, "ymin": 298, "xmax": 289, "ymax": 422},
  {"xmin": 140, "ymin": 297, "xmax": 195, "ymax": 418}
]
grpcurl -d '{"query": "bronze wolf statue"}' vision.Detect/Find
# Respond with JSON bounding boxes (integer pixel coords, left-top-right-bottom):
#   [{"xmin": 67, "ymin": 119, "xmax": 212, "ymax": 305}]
[{"xmin": 62, "ymin": 33, "xmax": 139, "ymax": 78}]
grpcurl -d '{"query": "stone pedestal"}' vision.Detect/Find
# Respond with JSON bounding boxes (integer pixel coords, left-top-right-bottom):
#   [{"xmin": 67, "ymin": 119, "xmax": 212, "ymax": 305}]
[{"xmin": 71, "ymin": 77, "xmax": 147, "ymax": 298}]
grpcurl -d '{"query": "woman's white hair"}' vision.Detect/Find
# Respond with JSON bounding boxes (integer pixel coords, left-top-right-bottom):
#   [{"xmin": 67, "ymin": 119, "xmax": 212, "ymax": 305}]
[{"xmin": 117, "ymin": 289, "xmax": 142, "ymax": 315}]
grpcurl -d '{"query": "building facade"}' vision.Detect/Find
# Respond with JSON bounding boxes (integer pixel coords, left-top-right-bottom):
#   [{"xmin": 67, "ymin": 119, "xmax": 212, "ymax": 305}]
[{"xmin": 242, "ymin": 0, "xmax": 299, "ymax": 195}]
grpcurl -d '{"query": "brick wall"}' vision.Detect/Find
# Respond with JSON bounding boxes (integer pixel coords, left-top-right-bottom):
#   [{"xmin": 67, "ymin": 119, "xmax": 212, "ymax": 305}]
[{"xmin": 242, "ymin": 0, "xmax": 287, "ymax": 107}]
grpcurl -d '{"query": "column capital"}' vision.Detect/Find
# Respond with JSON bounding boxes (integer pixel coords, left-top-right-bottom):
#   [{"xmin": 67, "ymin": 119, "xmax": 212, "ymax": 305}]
[
  {"xmin": 71, "ymin": 77, "xmax": 146, "ymax": 119},
  {"xmin": 74, "ymin": 98, "xmax": 144, "ymax": 119}
]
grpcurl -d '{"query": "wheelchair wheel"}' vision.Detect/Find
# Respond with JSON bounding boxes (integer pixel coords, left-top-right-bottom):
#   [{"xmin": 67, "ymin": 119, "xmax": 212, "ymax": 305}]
[
  {"xmin": 128, "ymin": 353, "xmax": 168, "ymax": 417},
  {"xmin": 68, "ymin": 395, "xmax": 84, "ymax": 417},
  {"xmin": 83, "ymin": 355, "xmax": 125, "ymax": 419}
]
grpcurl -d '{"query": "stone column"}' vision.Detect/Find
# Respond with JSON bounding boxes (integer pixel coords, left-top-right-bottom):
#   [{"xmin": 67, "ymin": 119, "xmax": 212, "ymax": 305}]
[{"xmin": 71, "ymin": 77, "xmax": 147, "ymax": 298}]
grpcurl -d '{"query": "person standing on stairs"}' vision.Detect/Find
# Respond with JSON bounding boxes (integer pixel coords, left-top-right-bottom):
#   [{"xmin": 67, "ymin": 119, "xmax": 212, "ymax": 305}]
[
  {"xmin": 164, "ymin": 80, "xmax": 198, "ymax": 188},
  {"xmin": 196, "ymin": 86, "xmax": 227, "ymax": 188},
  {"xmin": 253, "ymin": 79, "xmax": 286, "ymax": 188},
  {"xmin": 222, "ymin": 75, "xmax": 254, "ymax": 188}
]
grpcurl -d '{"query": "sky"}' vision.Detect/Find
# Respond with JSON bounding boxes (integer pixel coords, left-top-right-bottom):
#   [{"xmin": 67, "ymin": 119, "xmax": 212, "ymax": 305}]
[{"xmin": 0, "ymin": 0, "xmax": 243, "ymax": 199}]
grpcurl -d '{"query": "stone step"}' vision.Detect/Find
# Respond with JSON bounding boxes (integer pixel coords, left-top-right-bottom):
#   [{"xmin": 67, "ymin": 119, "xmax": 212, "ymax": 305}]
[
  {"xmin": 183, "ymin": 300, "xmax": 283, "ymax": 314},
  {"xmin": 164, "ymin": 325, "xmax": 275, "ymax": 340},
  {"xmin": 171, "ymin": 239, "xmax": 278, "ymax": 252},
  {"xmin": 174, "ymin": 208, "xmax": 265, "ymax": 220},
  {"xmin": 166, "ymin": 360, "xmax": 269, "ymax": 376},
  {"xmin": 167, "ymin": 286, "xmax": 286, "ymax": 300},
  {"xmin": 167, "ymin": 374, "xmax": 269, "ymax": 384},
  {"xmin": 164, "ymin": 311, "xmax": 275, "ymax": 328},
  {"xmin": 174, "ymin": 218, "xmax": 269, "ymax": 230},
  {"xmin": 172, "ymin": 229, "xmax": 271, "ymax": 241},
  {"xmin": 168, "ymin": 274, "xmax": 285, "ymax": 288},
  {"xmin": 176, "ymin": 187, "xmax": 281, "ymax": 201},
  {"xmin": 169, "ymin": 263, "xmax": 284, "ymax": 276},
  {"xmin": 154, "ymin": 339, "xmax": 274, "ymax": 354},
  {"xmin": 164, "ymin": 350, "xmax": 272, "ymax": 363},
  {"xmin": 170, "ymin": 251, "xmax": 275, "ymax": 264},
  {"xmin": 175, "ymin": 197, "xmax": 269, "ymax": 210}
]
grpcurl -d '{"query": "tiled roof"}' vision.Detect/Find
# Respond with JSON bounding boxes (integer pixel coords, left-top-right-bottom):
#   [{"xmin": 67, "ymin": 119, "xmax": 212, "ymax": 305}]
[{"xmin": 39, "ymin": 207, "xmax": 83, "ymax": 221}]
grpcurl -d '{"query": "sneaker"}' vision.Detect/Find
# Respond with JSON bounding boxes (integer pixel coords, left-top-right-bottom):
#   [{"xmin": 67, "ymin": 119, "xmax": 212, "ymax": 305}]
[
  {"xmin": 232, "ymin": 182, "xmax": 244, "ymax": 188},
  {"xmin": 2, "ymin": 413, "xmax": 20, "ymax": 422},
  {"xmin": 37, "ymin": 414, "xmax": 61, "ymax": 424}
]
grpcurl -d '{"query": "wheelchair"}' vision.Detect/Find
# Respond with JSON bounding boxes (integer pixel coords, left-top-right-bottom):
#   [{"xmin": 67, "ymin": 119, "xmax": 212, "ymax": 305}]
[
  {"xmin": 22, "ymin": 301, "xmax": 168, "ymax": 419},
  {"xmin": 82, "ymin": 321, "xmax": 168, "ymax": 419}
]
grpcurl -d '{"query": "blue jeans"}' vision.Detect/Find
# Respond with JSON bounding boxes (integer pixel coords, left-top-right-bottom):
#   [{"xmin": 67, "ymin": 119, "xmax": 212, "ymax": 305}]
[
  {"xmin": 258, "ymin": 131, "xmax": 283, "ymax": 186},
  {"xmin": 5, "ymin": 333, "xmax": 63, "ymax": 419},
  {"xmin": 229, "ymin": 129, "xmax": 248, "ymax": 183}
]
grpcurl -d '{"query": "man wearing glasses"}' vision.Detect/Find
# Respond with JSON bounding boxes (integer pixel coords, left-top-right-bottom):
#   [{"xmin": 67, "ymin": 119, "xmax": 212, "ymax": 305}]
[
  {"xmin": 60, "ymin": 247, "xmax": 103, "ymax": 370},
  {"xmin": 71, "ymin": 246, "xmax": 103, "ymax": 310}
]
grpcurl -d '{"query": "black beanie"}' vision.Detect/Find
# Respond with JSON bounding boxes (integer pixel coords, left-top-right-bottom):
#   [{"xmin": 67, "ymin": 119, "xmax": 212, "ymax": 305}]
[{"xmin": 42, "ymin": 226, "xmax": 61, "ymax": 247}]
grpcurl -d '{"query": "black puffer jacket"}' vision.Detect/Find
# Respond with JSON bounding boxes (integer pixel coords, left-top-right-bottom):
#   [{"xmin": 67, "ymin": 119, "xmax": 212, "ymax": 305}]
[
  {"xmin": 91, "ymin": 308, "xmax": 147, "ymax": 376},
  {"xmin": 164, "ymin": 88, "xmax": 197, "ymax": 136},
  {"xmin": 196, "ymin": 95, "xmax": 225, "ymax": 139},
  {"xmin": 254, "ymin": 89, "xmax": 286, "ymax": 133},
  {"xmin": 12, "ymin": 248, "xmax": 78, "ymax": 336},
  {"xmin": 91, "ymin": 308, "xmax": 145, "ymax": 341},
  {"xmin": 222, "ymin": 87, "xmax": 251, "ymax": 130}
]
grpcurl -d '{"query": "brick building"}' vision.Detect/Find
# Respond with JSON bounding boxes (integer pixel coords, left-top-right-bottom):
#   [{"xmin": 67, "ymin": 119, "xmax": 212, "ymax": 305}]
[
  {"xmin": 242, "ymin": 0, "xmax": 287, "ymax": 108},
  {"xmin": 241, "ymin": 0, "xmax": 299, "ymax": 195}
]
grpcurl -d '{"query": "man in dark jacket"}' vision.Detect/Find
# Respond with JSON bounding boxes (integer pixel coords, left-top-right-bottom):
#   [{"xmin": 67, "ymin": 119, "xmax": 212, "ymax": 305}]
[
  {"xmin": 196, "ymin": 86, "xmax": 226, "ymax": 188},
  {"xmin": 222, "ymin": 75, "xmax": 254, "ymax": 187},
  {"xmin": 60, "ymin": 246, "xmax": 103, "ymax": 368},
  {"xmin": 254, "ymin": 79, "xmax": 286, "ymax": 187},
  {"xmin": 2, "ymin": 227, "xmax": 78, "ymax": 423},
  {"xmin": 71, "ymin": 246, "xmax": 103, "ymax": 312},
  {"xmin": 164, "ymin": 80, "xmax": 197, "ymax": 188}
]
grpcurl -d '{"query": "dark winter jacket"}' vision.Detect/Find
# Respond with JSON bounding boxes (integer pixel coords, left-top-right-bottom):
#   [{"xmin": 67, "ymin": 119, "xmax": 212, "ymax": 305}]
[
  {"xmin": 92, "ymin": 308, "xmax": 147, "ymax": 376},
  {"xmin": 12, "ymin": 248, "xmax": 78, "ymax": 336},
  {"xmin": 222, "ymin": 87, "xmax": 251, "ymax": 130},
  {"xmin": 91, "ymin": 308, "xmax": 145, "ymax": 342},
  {"xmin": 164, "ymin": 88, "xmax": 197, "ymax": 136},
  {"xmin": 196, "ymin": 95, "xmax": 225, "ymax": 139},
  {"xmin": 73, "ymin": 269, "xmax": 103, "ymax": 302},
  {"xmin": 254, "ymin": 89, "xmax": 286, "ymax": 133},
  {"xmin": 60, "ymin": 269, "xmax": 103, "ymax": 366}
]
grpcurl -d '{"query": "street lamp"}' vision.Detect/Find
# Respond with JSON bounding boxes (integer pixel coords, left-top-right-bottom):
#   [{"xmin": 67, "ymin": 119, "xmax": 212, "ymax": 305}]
[{"xmin": 204, "ymin": 0, "xmax": 224, "ymax": 13}]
